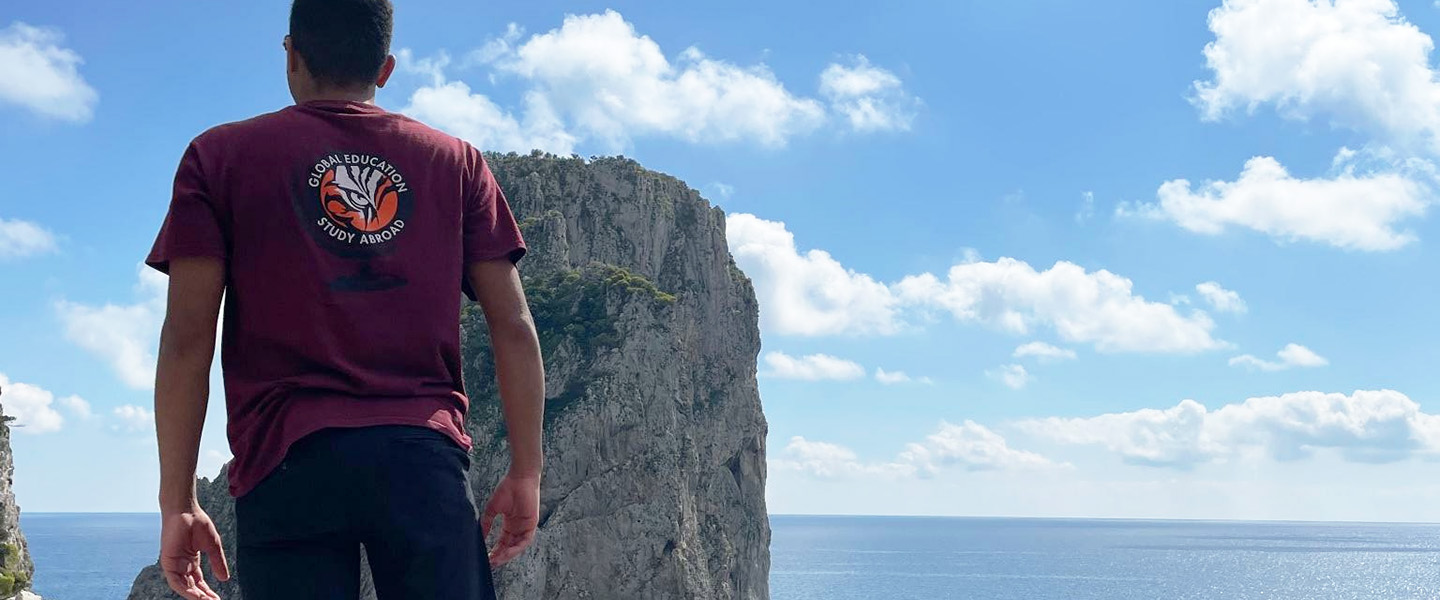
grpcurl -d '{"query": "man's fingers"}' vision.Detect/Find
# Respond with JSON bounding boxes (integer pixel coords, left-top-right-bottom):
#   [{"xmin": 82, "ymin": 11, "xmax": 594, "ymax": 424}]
[
  {"xmin": 162, "ymin": 569, "xmax": 195, "ymax": 600},
  {"xmin": 201, "ymin": 524, "xmax": 231, "ymax": 581},
  {"xmin": 488, "ymin": 523, "xmax": 537, "ymax": 566},
  {"xmin": 480, "ymin": 498, "xmax": 501, "ymax": 540},
  {"xmin": 163, "ymin": 559, "xmax": 208, "ymax": 600}
]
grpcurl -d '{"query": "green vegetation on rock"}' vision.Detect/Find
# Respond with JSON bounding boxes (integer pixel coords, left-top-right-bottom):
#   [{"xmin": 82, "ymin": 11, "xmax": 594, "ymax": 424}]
[
  {"xmin": 0, "ymin": 541, "xmax": 29, "ymax": 596},
  {"xmin": 461, "ymin": 261, "xmax": 676, "ymax": 436}
]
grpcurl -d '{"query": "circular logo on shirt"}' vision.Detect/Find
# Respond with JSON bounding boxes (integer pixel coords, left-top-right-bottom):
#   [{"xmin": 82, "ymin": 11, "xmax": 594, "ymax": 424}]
[
  {"xmin": 320, "ymin": 166, "xmax": 400, "ymax": 233},
  {"xmin": 297, "ymin": 153, "xmax": 413, "ymax": 251}
]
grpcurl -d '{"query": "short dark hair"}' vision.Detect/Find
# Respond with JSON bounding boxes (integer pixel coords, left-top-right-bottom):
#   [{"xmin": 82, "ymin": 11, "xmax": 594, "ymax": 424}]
[{"xmin": 289, "ymin": 0, "xmax": 393, "ymax": 88}]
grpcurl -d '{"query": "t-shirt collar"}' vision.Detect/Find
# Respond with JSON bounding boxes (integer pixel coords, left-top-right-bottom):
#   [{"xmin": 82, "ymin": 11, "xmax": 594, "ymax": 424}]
[{"xmin": 297, "ymin": 99, "xmax": 387, "ymax": 115}]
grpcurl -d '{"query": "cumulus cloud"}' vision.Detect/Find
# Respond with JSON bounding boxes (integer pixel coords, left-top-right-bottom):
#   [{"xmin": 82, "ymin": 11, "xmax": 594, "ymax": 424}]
[
  {"xmin": 399, "ymin": 11, "xmax": 915, "ymax": 152},
  {"xmin": 0, "ymin": 216, "xmax": 58, "ymax": 260},
  {"xmin": 727, "ymin": 213, "xmax": 901, "ymax": 336},
  {"xmin": 58, "ymin": 394, "xmax": 91, "ymax": 419},
  {"xmin": 0, "ymin": 22, "xmax": 97, "ymax": 122},
  {"xmin": 200, "ymin": 448, "xmax": 232, "ymax": 476},
  {"xmin": 56, "ymin": 266, "xmax": 167, "ymax": 389},
  {"xmin": 728, "ymin": 213, "xmax": 1226, "ymax": 353},
  {"xmin": 874, "ymin": 367, "xmax": 931, "ymax": 385},
  {"xmin": 771, "ymin": 437, "xmax": 901, "ymax": 478},
  {"xmin": 1013, "ymin": 342, "xmax": 1077, "ymax": 362},
  {"xmin": 1075, "ymin": 191, "xmax": 1096, "ymax": 225},
  {"xmin": 1230, "ymin": 343, "xmax": 1329, "ymax": 371},
  {"xmin": 0, "ymin": 373, "xmax": 67, "ymax": 433},
  {"xmin": 763, "ymin": 351, "xmax": 865, "ymax": 381},
  {"xmin": 898, "ymin": 421, "xmax": 1062, "ymax": 476},
  {"xmin": 1194, "ymin": 0, "xmax": 1440, "ymax": 154},
  {"xmin": 773, "ymin": 421, "xmax": 1061, "ymax": 479},
  {"xmin": 112, "ymin": 404, "xmax": 153, "ymax": 433},
  {"xmin": 402, "ymin": 82, "xmax": 578, "ymax": 155},
  {"xmin": 1195, "ymin": 282, "xmax": 1247, "ymax": 314},
  {"xmin": 819, "ymin": 55, "xmax": 920, "ymax": 132},
  {"xmin": 1019, "ymin": 389, "xmax": 1439, "ymax": 467},
  {"xmin": 896, "ymin": 258, "xmax": 1225, "ymax": 353},
  {"xmin": 1132, "ymin": 154, "xmax": 1429, "ymax": 251},
  {"xmin": 988, "ymin": 364, "xmax": 1031, "ymax": 390}
]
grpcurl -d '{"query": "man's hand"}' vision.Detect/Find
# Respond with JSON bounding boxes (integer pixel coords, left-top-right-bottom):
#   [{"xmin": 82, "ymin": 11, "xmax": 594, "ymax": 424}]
[
  {"xmin": 468, "ymin": 257, "xmax": 545, "ymax": 567},
  {"xmin": 160, "ymin": 505, "xmax": 230, "ymax": 600},
  {"xmin": 481, "ymin": 472, "xmax": 540, "ymax": 566},
  {"xmin": 154, "ymin": 257, "xmax": 226, "ymax": 598}
]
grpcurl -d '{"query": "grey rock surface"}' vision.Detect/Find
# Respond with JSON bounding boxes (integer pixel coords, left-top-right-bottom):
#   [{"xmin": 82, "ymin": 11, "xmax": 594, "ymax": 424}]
[
  {"xmin": 0, "ymin": 390, "xmax": 36, "ymax": 599},
  {"xmin": 126, "ymin": 153, "xmax": 770, "ymax": 599}
]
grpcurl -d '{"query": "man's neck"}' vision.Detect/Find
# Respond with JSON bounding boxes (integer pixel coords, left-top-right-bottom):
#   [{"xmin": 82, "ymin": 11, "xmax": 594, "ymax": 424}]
[{"xmin": 294, "ymin": 87, "xmax": 377, "ymax": 105}]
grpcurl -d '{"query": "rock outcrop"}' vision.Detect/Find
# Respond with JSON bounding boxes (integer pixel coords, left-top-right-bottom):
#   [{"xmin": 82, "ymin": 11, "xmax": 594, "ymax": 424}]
[
  {"xmin": 0, "ymin": 390, "xmax": 38, "ymax": 600},
  {"xmin": 127, "ymin": 153, "xmax": 771, "ymax": 599}
]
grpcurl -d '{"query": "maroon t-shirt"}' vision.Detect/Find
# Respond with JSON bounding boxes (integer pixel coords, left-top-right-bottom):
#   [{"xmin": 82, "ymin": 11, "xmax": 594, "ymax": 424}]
[{"xmin": 146, "ymin": 100, "xmax": 525, "ymax": 497}]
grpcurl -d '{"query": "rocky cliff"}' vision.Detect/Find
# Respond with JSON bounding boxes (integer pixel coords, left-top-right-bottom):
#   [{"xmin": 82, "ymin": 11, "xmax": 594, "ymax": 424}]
[
  {"xmin": 127, "ymin": 153, "xmax": 771, "ymax": 599},
  {"xmin": 0, "ymin": 390, "xmax": 38, "ymax": 600}
]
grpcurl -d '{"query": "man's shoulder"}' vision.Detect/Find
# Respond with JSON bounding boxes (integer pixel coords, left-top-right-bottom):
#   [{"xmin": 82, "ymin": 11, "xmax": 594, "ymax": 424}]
[
  {"xmin": 190, "ymin": 107, "xmax": 294, "ymax": 148},
  {"xmin": 385, "ymin": 111, "xmax": 477, "ymax": 156}
]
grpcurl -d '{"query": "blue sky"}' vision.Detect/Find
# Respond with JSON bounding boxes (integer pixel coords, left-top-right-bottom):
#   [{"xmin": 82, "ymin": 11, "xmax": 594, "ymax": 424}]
[{"xmin": 7, "ymin": 0, "xmax": 1440, "ymax": 519}]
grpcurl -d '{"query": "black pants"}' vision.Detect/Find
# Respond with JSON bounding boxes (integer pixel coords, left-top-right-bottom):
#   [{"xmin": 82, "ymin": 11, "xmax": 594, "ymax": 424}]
[{"xmin": 235, "ymin": 425, "xmax": 497, "ymax": 599}]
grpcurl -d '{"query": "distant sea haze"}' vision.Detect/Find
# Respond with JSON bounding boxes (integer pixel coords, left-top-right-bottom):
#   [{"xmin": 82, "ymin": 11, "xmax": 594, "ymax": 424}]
[{"xmin": 24, "ymin": 513, "xmax": 1440, "ymax": 599}]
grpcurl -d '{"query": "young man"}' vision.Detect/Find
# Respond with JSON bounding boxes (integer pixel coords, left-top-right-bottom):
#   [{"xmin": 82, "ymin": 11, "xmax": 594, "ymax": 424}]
[{"xmin": 148, "ymin": 1, "xmax": 545, "ymax": 598}]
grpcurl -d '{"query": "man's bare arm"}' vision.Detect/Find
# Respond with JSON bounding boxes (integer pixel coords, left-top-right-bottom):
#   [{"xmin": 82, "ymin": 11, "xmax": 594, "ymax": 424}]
[
  {"xmin": 468, "ymin": 258, "xmax": 545, "ymax": 477},
  {"xmin": 155, "ymin": 256, "xmax": 229, "ymax": 599},
  {"xmin": 467, "ymin": 257, "xmax": 545, "ymax": 565}
]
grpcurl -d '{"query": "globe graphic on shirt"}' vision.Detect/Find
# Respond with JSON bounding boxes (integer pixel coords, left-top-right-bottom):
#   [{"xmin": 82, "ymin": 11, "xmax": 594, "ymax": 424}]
[{"xmin": 319, "ymin": 164, "xmax": 400, "ymax": 233}]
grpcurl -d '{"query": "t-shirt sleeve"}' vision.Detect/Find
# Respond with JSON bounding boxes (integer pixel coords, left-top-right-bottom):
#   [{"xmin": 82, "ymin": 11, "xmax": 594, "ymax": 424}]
[
  {"xmin": 461, "ymin": 152, "xmax": 527, "ymax": 301},
  {"xmin": 145, "ymin": 141, "xmax": 228, "ymax": 274}
]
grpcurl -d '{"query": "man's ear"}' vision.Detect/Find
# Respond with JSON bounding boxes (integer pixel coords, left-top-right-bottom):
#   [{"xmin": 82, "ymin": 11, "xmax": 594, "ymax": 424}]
[
  {"xmin": 376, "ymin": 55, "xmax": 397, "ymax": 88},
  {"xmin": 286, "ymin": 37, "xmax": 301, "ymax": 75}
]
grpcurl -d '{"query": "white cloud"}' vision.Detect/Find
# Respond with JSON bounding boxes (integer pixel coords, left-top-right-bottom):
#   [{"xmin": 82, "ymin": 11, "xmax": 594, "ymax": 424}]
[
  {"xmin": 712, "ymin": 182, "xmax": 735, "ymax": 199},
  {"xmin": 477, "ymin": 10, "xmax": 824, "ymax": 150},
  {"xmin": 199, "ymin": 449, "xmax": 232, "ymax": 476},
  {"xmin": 1194, "ymin": 0, "xmax": 1440, "ymax": 154},
  {"xmin": 896, "ymin": 258, "xmax": 1225, "ymax": 353},
  {"xmin": 402, "ymin": 82, "xmax": 579, "ymax": 155},
  {"xmin": 899, "ymin": 421, "xmax": 1062, "ymax": 475},
  {"xmin": 1013, "ymin": 342, "xmax": 1077, "ymax": 362},
  {"xmin": 0, "ymin": 22, "xmax": 97, "ymax": 122},
  {"xmin": 0, "ymin": 373, "xmax": 65, "ymax": 433},
  {"xmin": 773, "ymin": 421, "xmax": 1061, "ymax": 479},
  {"xmin": 729, "ymin": 213, "xmax": 1226, "ymax": 353},
  {"xmin": 771, "ymin": 436, "xmax": 899, "ymax": 478},
  {"xmin": 56, "ymin": 266, "xmax": 167, "ymax": 389},
  {"xmin": 1075, "ymin": 191, "xmax": 1096, "ymax": 224},
  {"xmin": 400, "ymin": 11, "xmax": 916, "ymax": 152},
  {"xmin": 1230, "ymin": 343, "xmax": 1329, "ymax": 371},
  {"xmin": 763, "ymin": 351, "xmax": 865, "ymax": 381},
  {"xmin": 727, "ymin": 213, "xmax": 901, "ymax": 336},
  {"xmin": 58, "ymin": 395, "xmax": 91, "ymax": 419},
  {"xmin": 1195, "ymin": 281, "xmax": 1247, "ymax": 314},
  {"xmin": 875, "ymin": 367, "xmax": 931, "ymax": 385},
  {"xmin": 1134, "ymin": 154, "xmax": 1429, "ymax": 251},
  {"xmin": 988, "ymin": 364, "xmax": 1031, "ymax": 389},
  {"xmin": 112, "ymin": 404, "xmax": 153, "ymax": 433},
  {"xmin": 0, "ymin": 216, "xmax": 58, "ymax": 260},
  {"xmin": 1019, "ymin": 389, "xmax": 1439, "ymax": 467},
  {"xmin": 819, "ymin": 55, "xmax": 919, "ymax": 132}
]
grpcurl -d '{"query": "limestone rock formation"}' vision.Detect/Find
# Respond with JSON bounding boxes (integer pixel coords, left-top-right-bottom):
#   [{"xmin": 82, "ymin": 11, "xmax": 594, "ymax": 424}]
[
  {"xmin": 126, "ymin": 153, "xmax": 771, "ymax": 599},
  {"xmin": 0, "ymin": 390, "xmax": 38, "ymax": 600}
]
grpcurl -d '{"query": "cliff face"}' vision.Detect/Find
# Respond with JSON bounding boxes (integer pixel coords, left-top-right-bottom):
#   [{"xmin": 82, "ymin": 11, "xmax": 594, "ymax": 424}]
[
  {"xmin": 0, "ymin": 394, "xmax": 38, "ymax": 600},
  {"xmin": 127, "ymin": 153, "xmax": 771, "ymax": 600}
]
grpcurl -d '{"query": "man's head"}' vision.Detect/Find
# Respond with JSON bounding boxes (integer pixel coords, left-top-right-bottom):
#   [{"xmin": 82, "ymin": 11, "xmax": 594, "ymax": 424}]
[{"xmin": 285, "ymin": 0, "xmax": 396, "ymax": 102}]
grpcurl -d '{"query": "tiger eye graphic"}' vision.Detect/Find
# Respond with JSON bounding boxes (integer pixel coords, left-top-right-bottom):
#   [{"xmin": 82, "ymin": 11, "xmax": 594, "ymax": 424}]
[{"xmin": 319, "ymin": 165, "xmax": 400, "ymax": 233}]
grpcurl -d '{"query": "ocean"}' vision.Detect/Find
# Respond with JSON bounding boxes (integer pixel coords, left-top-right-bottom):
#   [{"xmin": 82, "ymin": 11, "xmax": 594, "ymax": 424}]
[{"xmin": 23, "ymin": 513, "xmax": 1440, "ymax": 599}]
